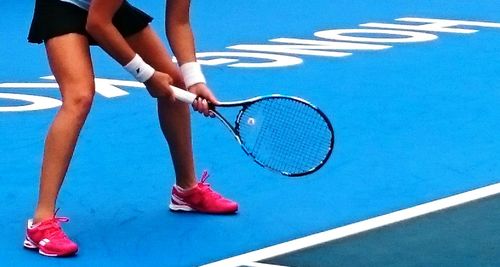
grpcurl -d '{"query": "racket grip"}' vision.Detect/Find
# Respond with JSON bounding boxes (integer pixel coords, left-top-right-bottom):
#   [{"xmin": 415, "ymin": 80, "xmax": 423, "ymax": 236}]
[{"xmin": 170, "ymin": 85, "xmax": 197, "ymax": 104}]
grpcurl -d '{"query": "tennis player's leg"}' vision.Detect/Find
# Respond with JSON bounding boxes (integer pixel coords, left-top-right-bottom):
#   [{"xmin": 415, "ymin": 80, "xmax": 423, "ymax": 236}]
[
  {"xmin": 126, "ymin": 26, "xmax": 195, "ymax": 188},
  {"xmin": 33, "ymin": 33, "xmax": 95, "ymax": 222},
  {"xmin": 25, "ymin": 33, "xmax": 93, "ymax": 256},
  {"xmin": 125, "ymin": 26, "xmax": 238, "ymax": 214}
]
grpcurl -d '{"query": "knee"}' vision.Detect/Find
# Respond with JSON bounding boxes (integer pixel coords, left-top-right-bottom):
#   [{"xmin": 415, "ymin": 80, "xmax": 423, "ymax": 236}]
[{"xmin": 61, "ymin": 89, "xmax": 95, "ymax": 119}]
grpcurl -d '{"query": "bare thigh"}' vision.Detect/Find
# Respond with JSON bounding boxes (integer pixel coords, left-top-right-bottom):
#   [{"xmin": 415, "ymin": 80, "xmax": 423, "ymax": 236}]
[{"xmin": 45, "ymin": 33, "xmax": 95, "ymax": 108}]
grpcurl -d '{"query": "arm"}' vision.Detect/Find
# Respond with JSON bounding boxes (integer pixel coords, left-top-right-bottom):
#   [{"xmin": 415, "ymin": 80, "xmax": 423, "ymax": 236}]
[
  {"xmin": 86, "ymin": 0, "xmax": 137, "ymax": 65},
  {"xmin": 86, "ymin": 0, "xmax": 174, "ymax": 99},
  {"xmin": 166, "ymin": 0, "xmax": 219, "ymax": 113},
  {"xmin": 165, "ymin": 0, "xmax": 197, "ymax": 65}
]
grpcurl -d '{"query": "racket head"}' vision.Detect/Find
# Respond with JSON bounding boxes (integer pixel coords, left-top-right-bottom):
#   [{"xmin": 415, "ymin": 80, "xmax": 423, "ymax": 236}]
[{"xmin": 231, "ymin": 95, "xmax": 334, "ymax": 176}]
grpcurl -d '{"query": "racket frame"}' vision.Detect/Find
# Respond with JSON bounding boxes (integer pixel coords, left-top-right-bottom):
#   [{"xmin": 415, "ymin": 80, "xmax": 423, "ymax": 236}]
[{"xmin": 171, "ymin": 86, "xmax": 334, "ymax": 176}]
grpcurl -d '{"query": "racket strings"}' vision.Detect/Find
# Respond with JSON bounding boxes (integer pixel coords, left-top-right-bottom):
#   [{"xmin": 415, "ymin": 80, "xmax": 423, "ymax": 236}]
[
  {"xmin": 247, "ymin": 103, "xmax": 330, "ymax": 174},
  {"xmin": 238, "ymin": 97, "xmax": 333, "ymax": 175}
]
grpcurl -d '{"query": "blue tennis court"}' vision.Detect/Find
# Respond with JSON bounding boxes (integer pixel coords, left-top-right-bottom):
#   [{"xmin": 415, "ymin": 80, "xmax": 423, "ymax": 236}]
[{"xmin": 1, "ymin": 1, "xmax": 499, "ymax": 266}]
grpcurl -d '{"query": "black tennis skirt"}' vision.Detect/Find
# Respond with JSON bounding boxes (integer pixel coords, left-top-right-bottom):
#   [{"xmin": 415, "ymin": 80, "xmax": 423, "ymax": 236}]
[{"xmin": 28, "ymin": 0, "xmax": 153, "ymax": 44}]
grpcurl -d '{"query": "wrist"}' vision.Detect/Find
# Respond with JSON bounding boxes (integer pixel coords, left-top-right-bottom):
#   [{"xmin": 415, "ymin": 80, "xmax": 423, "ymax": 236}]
[
  {"xmin": 180, "ymin": 62, "xmax": 206, "ymax": 88},
  {"xmin": 123, "ymin": 54, "xmax": 155, "ymax": 83}
]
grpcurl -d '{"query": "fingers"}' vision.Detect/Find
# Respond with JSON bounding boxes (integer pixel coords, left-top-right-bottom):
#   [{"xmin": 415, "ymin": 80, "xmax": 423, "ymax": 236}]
[
  {"xmin": 187, "ymin": 83, "xmax": 218, "ymax": 117},
  {"xmin": 202, "ymin": 90, "xmax": 219, "ymax": 105},
  {"xmin": 192, "ymin": 97, "xmax": 213, "ymax": 117},
  {"xmin": 144, "ymin": 71, "xmax": 175, "ymax": 100}
]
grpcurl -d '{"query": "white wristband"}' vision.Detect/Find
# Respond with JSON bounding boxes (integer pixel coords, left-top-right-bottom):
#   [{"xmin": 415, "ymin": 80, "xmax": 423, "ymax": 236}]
[
  {"xmin": 124, "ymin": 54, "xmax": 155, "ymax": 83},
  {"xmin": 180, "ymin": 62, "xmax": 206, "ymax": 88}
]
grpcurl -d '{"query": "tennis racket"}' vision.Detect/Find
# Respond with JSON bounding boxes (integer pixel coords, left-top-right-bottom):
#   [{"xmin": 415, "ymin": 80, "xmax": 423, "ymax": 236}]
[{"xmin": 171, "ymin": 86, "xmax": 334, "ymax": 177}]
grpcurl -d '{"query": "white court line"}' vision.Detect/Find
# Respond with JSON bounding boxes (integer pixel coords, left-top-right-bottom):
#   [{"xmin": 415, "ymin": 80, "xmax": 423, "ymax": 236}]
[
  {"xmin": 240, "ymin": 263, "xmax": 289, "ymax": 267},
  {"xmin": 201, "ymin": 182, "xmax": 500, "ymax": 267}
]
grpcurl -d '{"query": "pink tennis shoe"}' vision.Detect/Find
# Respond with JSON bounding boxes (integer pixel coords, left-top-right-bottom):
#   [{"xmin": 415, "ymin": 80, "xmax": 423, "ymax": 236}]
[
  {"xmin": 23, "ymin": 172, "xmax": 235, "ymax": 257},
  {"xmin": 169, "ymin": 171, "xmax": 238, "ymax": 214},
  {"xmin": 24, "ymin": 213, "xmax": 78, "ymax": 257}
]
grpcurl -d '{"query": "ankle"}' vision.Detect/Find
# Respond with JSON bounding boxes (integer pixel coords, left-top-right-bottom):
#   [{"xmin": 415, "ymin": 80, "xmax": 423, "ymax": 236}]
[
  {"xmin": 175, "ymin": 182, "xmax": 197, "ymax": 192},
  {"xmin": 33, "ymin": 209, "xmax": 55, "ymax": 224},
  {"xmin": 175, "ymin": 177, "xmax": 197, "ymax": 190}
]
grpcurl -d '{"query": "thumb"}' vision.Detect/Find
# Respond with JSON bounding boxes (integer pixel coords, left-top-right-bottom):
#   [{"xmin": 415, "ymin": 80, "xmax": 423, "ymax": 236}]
[{"xmin": 205, "ymin": 92, "xmax": 219, "ymax": 105}]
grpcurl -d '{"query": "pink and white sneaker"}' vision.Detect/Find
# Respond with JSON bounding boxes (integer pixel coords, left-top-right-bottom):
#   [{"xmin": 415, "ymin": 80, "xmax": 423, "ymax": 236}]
[
  {"xmin": 23, "ymin": 213, "xmax": 78, "ymax": 257},
  {"xmin": 169, "ymin": 171, "xmax": 238, "ymax": 214}
]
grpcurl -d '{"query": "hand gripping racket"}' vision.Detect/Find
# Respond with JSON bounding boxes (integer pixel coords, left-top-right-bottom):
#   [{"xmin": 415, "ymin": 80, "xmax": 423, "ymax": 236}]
[{"xmin": 171, "ymin": 86, "xmax": 334, "ymax": 177}]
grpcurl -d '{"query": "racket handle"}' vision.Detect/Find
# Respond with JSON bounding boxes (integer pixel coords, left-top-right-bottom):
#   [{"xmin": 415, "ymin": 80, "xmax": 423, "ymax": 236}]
[{"xmin": 170, "ymin": 85, "xmax": 197, "ymax": 104}]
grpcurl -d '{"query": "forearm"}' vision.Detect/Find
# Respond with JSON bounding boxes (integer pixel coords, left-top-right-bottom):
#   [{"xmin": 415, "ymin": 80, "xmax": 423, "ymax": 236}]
[
  {"xmin": 165, "ymin": 0, "xmax": 197, "ymax": 65},
  {"xmin": 86, "ymin": 0, "xmax": 136, "ymax": 65},
  {"xmin": 86, "ymin": 0, "xmax": 155, "ymax": 83}
]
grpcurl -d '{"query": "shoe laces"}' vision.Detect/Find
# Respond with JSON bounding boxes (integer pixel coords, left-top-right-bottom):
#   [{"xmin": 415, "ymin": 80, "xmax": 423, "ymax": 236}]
[
  {"xmin": 36, "ymin": 209, "xmax": 71, "ymax": 241},
  {"xmin": 197, "ymin": 171, "xmax": 222, "ymax": 200}
]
